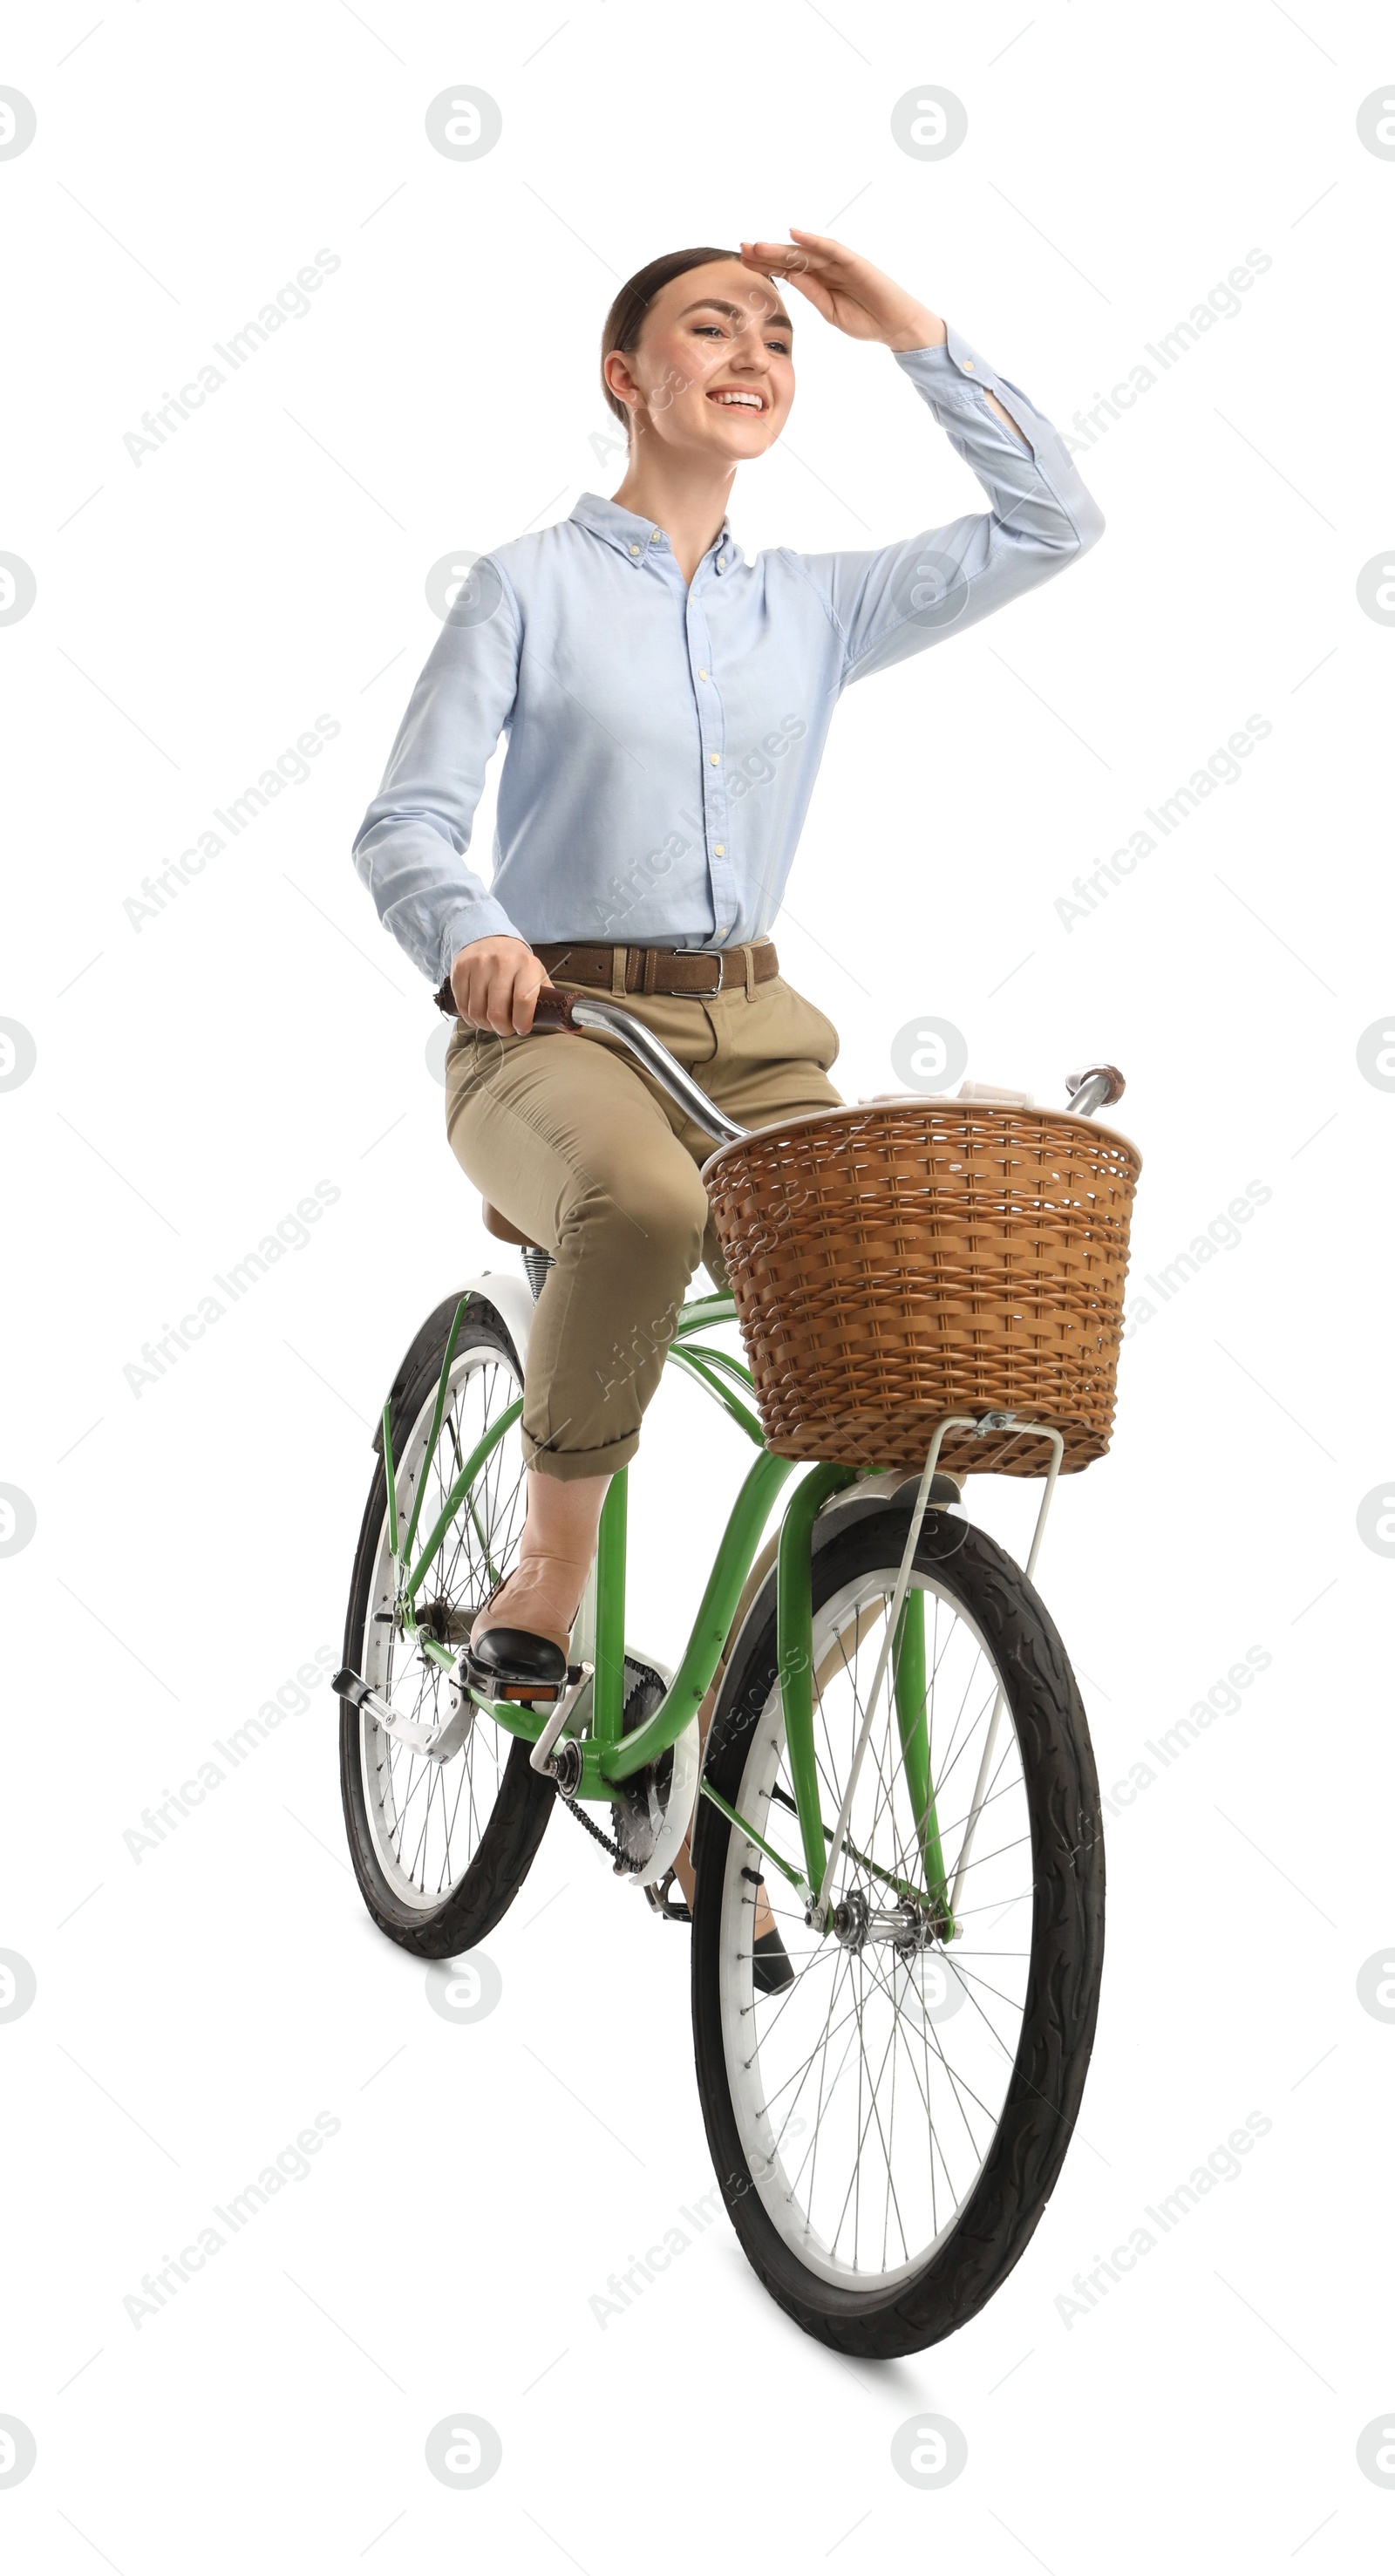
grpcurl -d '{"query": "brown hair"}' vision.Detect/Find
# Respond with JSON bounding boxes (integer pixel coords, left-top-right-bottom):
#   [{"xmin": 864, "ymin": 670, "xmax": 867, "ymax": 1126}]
[{"xmin": 600, "ymin": 246, "xmax": 775, "ymax": 428}]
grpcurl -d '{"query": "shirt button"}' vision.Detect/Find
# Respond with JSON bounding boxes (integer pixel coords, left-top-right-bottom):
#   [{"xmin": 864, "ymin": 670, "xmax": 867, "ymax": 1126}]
[
  {"xmin": 961, "ymin": 360, "xmax": 975, "ymax": 372},
  {"xmin": 714, "ymin": 843, "xmax": 725, "ymax": 856},
  {"xmin": 698, "ymin": 668, "xmax": 708, "ymax": 681},
  {"xmin": 628, "ymin": 542, "xmax": 641, "ymax": 555},
  {"xmin": 709, "ymin": 752, "xmax": 720, "ymax": 765}
]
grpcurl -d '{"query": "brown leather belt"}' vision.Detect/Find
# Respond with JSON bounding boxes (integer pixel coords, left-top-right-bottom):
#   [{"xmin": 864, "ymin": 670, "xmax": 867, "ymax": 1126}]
[
  {"xmin": 433, "ymin": 940, "xmax": 778, "ymax": 1014},
  {"xmin": 537, "ymin": 939, "xmax": 778, "ymax": 997}
]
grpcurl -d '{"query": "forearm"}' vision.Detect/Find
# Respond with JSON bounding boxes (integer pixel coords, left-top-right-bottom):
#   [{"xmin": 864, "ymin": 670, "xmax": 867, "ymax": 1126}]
[
  {"xmin": 897, "ymin": 329, "xmax": 1105, "ymax": 555},
  {"xmin": 807, "ymin": 328, "xmax": 1106, "ymax": 685},
  {"xmin": 352, "ymin": 815, "xmax": 521, "ymax": 985},
  {"xmin": 350, "ymin": 571, "xmax": 524, "ymax": 984},
  {"xmin": 882, "ymin": 292, "xmax": 1032, "ymax": 453}
]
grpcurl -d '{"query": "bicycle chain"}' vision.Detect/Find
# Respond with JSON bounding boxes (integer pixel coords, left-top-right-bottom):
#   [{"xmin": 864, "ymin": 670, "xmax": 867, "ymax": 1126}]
[
  {"xmin": 552, "ymin": 1659, "xmax": 666, "ymax": 1873},
  {"xmin": 554, "ymin": 1781, "xmax": 637, "ymax": 1871}
]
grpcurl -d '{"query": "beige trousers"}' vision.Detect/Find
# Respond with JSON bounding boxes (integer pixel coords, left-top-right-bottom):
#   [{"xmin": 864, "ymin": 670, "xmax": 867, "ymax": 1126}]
[{"xmin": 443, "ymin": 959, "xmax": 842, "ymax": 1479}]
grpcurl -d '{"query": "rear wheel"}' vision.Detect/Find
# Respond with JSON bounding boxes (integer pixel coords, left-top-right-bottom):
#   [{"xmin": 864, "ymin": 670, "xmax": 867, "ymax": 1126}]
[
  {"xmin": 338, "ymin": 1296, "xmax": 553, "ymax": 1958},
  {"xmin": 691, "ymin": 1502, "xmax": 1105, "ymax": 2358}
]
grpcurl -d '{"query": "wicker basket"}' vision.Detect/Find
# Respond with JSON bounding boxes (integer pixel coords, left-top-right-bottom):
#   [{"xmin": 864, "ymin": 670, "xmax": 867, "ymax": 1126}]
[{"xmin": 702, "ymin": 1099, "xmax": 1142, "ymax": 1478}]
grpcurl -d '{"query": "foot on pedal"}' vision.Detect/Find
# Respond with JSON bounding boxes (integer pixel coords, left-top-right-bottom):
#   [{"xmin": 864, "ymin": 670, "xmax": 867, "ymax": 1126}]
[
  {"xmin": 464, "ymin": 1625, "xmax": 569, "ymax": 1703},
  {"xmin": 466, "ymin": 1569, "xmax": 579, "ymax": 1703}
]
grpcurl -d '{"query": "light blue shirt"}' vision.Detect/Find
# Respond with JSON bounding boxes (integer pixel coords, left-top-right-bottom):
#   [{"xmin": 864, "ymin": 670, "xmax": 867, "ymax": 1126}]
[{"xmin": 351, "ymin": 324, "xmax": 1105, "ymax": 985}]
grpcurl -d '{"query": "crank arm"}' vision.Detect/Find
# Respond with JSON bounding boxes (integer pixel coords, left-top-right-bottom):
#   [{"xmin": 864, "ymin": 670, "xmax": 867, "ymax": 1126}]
[
  {"xmin": 527, "ymin": 1665, "xmax": 595, "ymax": 1775},
  {"xmin": 333, "ymin": 1666, "xmax": 450, "ymax": 1758}
]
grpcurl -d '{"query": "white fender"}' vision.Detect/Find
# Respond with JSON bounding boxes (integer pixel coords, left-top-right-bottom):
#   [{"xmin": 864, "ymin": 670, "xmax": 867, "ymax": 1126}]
[
  {"xmin": 456, "ymin": 1266, "xmax": 537, "ymax": 1370},
  {"xmin": 378, "ymin": 1266, "xmax": 536, "ymax": 1422}
]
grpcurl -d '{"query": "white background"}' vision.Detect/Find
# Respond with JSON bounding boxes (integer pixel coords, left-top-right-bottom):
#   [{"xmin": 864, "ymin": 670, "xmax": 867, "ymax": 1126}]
[{"xmin": 3, "ymin": 0, "xmax": 1392, "ymax": 2566}]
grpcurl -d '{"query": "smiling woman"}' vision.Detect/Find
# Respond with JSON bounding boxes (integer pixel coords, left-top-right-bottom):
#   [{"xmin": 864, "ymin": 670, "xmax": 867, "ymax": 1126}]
[{"xmin": 350, "ymin": 227, "xmax": 1106, "ymax": 1784}]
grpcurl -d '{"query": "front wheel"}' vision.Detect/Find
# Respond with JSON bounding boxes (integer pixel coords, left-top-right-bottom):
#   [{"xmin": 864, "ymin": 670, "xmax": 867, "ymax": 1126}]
[{"xmin": 691, "ymin": 1501, "xmax": 1105, "ymax": 2358}]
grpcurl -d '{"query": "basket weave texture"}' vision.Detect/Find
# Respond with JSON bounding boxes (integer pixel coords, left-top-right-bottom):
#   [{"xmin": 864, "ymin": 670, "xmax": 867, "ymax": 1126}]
[{"xmin": 702, "ymin": 1101, "xmax": 1141, "ymax": 1479}]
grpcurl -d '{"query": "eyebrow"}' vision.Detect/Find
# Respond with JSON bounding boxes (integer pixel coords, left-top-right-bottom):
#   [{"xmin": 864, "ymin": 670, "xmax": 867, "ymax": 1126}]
[{"xmin": 677, "ymin": 295, "xmax": 794, "ymax": 335}]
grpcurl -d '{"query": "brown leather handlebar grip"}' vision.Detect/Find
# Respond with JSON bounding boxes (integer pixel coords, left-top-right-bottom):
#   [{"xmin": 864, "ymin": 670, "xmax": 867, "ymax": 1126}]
[
  {"xmin": 432, "ymin": 977, "xmax": 579, "ymax": 1030},
  {"xmin": 527, "ymin": 985, "xmax": 579, "ymax": 1032}
]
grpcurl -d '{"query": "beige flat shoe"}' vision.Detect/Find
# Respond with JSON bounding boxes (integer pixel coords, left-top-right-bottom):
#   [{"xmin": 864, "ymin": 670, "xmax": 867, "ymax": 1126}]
[
  {"xmin": 468, "ymin": 1566, "xmax": 576, "ymax": 1661},
  {"xmin": 465, "ymin": 1567, "xmax": 581, "ymax": 1703}
]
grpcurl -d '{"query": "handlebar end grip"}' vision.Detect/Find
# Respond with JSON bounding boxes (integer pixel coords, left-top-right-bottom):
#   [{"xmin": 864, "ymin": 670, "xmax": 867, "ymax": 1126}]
[{"xmin": 1065, "ymin": 1062, "xmax": 1126, "ymax": 1106}]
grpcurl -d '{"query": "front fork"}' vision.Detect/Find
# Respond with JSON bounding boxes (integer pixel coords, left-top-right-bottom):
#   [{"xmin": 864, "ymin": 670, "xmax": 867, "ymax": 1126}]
[{"xmin": 775, "ymin": 1463, "xmax": 953, "ymax": 1937}]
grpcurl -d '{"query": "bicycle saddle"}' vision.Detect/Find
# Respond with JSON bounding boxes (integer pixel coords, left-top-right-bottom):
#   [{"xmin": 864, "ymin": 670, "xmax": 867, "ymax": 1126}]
[{"xmin": 481, "ymin": 1199, "xmax": 544, "ymax": 1251}]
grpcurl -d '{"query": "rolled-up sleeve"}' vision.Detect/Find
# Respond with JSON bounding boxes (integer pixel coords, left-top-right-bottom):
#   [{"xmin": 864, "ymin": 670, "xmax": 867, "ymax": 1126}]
[
  {"xmin": 789, "ymin": 324, "xmax": 1106, "ymax": 688},
  {"xmin": 351, "ymin": 560, "xmax": 523, "ymax": 984}
]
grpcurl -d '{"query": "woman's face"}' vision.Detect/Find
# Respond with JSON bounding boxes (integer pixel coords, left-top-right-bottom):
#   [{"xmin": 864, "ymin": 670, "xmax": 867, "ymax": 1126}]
[{"xmin": 606, "ymin": 256, "xmax": 795, "ymax": 461}]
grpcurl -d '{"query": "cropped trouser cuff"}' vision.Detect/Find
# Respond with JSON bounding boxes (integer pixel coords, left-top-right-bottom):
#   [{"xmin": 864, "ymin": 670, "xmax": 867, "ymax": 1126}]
[{"xmin": 521, "ymin": 1429, "xmax": 643, "ymax": 1482}]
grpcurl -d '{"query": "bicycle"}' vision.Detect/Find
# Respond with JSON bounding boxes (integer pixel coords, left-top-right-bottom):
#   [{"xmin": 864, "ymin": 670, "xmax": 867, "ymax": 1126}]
[{"xmin": 336, "ymin": 989, "xmax": 1135, "ymax": 2358}]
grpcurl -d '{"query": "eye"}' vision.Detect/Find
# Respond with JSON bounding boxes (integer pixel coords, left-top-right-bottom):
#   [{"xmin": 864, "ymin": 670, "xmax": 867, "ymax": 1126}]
[{"xmin": 691, "ymin": 323, "xmax": 725, "ymax": 338}]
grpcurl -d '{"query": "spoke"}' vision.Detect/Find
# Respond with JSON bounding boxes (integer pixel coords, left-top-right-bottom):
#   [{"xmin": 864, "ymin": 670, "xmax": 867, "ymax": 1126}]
[
  {"xmin": 940, "ymin": 1827, "xmax": 1034, "ymax": 1884},
  {"xmin": 781, "ymin": 1964, "xmax": 867, "ymax": 2217},
  {"xmin": 922, "ymin": 1665, "xmax": 1002, "ymax": 1813},
  {"xmin": 756, "ymin": 1977, "xmax": 874, "ymax": 2114},
  {"xmin": 933, "ymin": 1762, "xmax": 1028, "ymax": 1858},
  {"xmin": 827, "ymin": 1960, "xmax": 912, "ymax": 2267},
  {"xmin": 858, "ymin": 1945, "xmax": 1002, "ymax": 2138}
]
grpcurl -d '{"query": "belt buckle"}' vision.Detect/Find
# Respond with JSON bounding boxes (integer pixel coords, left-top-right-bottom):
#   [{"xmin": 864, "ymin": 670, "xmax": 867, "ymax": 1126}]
[{"xmin": 688, "ymin": 950, "xmax": 725, "ymax": 998}]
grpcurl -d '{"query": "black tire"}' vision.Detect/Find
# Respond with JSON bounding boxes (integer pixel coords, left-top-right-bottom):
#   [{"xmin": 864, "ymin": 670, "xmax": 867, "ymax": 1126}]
[
  {"xmin": 691, "ymin": 1501, "xmax": 1105, "ymax": 2359},
  {"xmin": 338, "ymin": 1294, "xmax": 554, "ymax": 1959}
]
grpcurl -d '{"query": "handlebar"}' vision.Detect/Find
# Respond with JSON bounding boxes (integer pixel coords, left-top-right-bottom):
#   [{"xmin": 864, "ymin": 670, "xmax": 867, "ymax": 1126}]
[
  {"xmin": 458, "ymin": 984, "xmax": 1126, "ymax": 1139},
  {"xmin": 529, "ymin": 987, "xmax": 749, "ymax": 1146}
]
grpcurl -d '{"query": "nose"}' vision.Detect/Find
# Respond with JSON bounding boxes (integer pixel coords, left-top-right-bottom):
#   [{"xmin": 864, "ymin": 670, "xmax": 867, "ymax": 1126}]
[{"xmin": 730, "ymin": 317, "xmax": 773, "ymax": 374}]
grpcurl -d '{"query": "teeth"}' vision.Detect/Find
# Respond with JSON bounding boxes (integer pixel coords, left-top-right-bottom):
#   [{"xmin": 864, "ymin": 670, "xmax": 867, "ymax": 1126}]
[{"xmin": 712, "ymin": 392, "xmax": 763, "ymax": 410}]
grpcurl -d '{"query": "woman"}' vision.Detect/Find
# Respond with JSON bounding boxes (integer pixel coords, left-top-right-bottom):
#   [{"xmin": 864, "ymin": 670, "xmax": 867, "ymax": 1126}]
[{"xmin": 352, "ymin": 229, "xmax": 1105, "ymax": 1707}]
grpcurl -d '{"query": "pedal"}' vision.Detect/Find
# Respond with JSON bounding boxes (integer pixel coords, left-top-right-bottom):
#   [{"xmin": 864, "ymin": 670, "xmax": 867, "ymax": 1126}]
[
  {"xmin": 643, "ymin": 1867, "xmax": 691, "ymax": 1924},
  {"xmin": 463, "ymin": 1652, "xmax": 562, "ymax": 1706},
  {"xmin": 460, "ymin": 1640, "xmax": 587, "ymax": 1707},
  {"xmin": 331, "ymin": 1666, "xmax": 439, "ymax": 1754}
]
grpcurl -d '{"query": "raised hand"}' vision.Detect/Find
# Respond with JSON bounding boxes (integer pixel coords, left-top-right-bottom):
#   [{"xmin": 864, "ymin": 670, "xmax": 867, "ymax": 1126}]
[{"xmin": 738, "ymin": 230, "xmax": 945, "ymax": 352}]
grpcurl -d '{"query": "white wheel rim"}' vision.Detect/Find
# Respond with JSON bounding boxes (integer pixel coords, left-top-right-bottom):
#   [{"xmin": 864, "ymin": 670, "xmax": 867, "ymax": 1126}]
[
  {"xmin": 360, "ymin": 1339, "xmax": 527, "ymax": 1911},
  {"xmin": 718, "ymin": 1569, "xmax": 1034, "ymax": 2290}
]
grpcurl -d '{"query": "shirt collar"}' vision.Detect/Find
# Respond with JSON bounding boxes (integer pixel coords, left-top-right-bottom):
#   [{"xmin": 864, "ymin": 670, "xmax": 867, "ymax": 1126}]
[{"xmin": 568, "ymin": 491, "xmax": 742, "ymax": 575}]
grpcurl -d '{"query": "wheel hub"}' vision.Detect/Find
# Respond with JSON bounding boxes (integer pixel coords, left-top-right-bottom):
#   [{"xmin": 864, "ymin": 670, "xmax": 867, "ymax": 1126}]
[{"xmin": 828, "ymin": 1889, "xmax": 944, "ymax": 1955}]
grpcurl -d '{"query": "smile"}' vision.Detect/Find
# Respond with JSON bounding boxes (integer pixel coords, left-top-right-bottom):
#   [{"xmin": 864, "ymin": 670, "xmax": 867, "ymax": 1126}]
[{"xmin": 707, "ymin": 389, "xmax": 767, "ymax": 413}]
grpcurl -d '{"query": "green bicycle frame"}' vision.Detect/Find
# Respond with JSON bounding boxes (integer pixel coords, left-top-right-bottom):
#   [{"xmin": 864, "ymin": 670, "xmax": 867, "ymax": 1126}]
[{"xmin": 387, "ymin": 1288, "xmax": 950, "ymax": 1923}]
